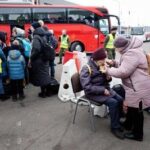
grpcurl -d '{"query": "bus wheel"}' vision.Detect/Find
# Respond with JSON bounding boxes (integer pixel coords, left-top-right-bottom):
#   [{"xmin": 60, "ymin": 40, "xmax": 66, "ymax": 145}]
[{"xmin": 70, "ymin": 42, "xmax": 84, "ymax": 52}]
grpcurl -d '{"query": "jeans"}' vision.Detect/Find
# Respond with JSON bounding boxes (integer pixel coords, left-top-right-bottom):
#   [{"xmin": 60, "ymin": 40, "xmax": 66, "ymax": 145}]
[
  {"xmin": 49, "ymin": 60, "xmax": 55, "ymax": 78},
  {"xmin": 103, "ymin": 94, "xmax": 123, "ymax": 129}
]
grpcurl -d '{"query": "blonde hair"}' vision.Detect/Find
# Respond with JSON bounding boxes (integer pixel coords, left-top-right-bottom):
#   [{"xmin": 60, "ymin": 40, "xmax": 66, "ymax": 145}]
[{"xmin": 38, "ymin": 20, "xmax": 44, "ymax": 27}]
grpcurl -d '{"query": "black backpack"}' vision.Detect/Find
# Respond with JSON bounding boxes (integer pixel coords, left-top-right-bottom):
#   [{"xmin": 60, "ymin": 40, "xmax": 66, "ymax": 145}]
[
  {"xmin": 112, "ymin": 84, "xmax": 125, "ymax": 99},
  {"xmin": 42, "ymin": 41, "xmax": 55, "ymax": 62}
]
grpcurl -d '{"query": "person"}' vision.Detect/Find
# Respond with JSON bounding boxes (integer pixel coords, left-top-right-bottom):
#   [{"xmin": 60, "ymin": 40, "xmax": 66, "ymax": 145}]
[
  {"xmin": 29, "ymin": 22, "xmax": 52, "ymax": 98},
  {"xmin": 0, "ymin": 32, "xmax": 10, "ymax": 101},
  {"xmin": 106, "ymin": 36, "xmax": 150, "ymax": 141},
  {"xmin": 0, "ymin": 33, "xmax": 7, "ymax": 100},
  {"xmin": 58, "ymin": 29, "xmax": 70, "ymax": 64},
  {"xmin": 7, "ymin": 40, "xmax": 26, "ymax": 102},
  {"xmin": 43, "ymin": 26, "xmax": 58, "ymax": 78},
  {"xmin": 104, "ymin": 27, "xmax": 117, "ymax": 59},
  {"xmin": 80, "ymin": 48, "xmax": 124, "ymax": 140}
]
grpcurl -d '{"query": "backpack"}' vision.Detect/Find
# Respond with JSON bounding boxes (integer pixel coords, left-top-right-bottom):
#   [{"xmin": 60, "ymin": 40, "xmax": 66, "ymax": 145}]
[
  {"xmin": 17, "ymin": 37, "xmax": 31, "ymax": 58},
  {"xmin": 146, "ymin": 53, "xmax": 150, "ymax": 74},
  {"xmin": 42, "ymin": 42, "xmax": 55, "ymax": 61},
  {"xmin": 48, "ymin": 36, "xmax": 58, "ymax": 50}
]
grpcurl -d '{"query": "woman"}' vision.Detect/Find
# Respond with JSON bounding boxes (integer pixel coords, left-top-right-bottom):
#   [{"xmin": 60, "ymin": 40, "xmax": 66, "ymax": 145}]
[
  {"xmin": 29, "ymin": 22, "xmax": 51, "ymax": 98},
  {"xmin": 106, "ymin": 36, "xmax": 150, "ymax": 141}
]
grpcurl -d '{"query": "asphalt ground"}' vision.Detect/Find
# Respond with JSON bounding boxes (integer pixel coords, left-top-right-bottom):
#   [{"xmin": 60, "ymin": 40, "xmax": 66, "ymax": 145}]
[{"xmin": 0, "ymin": 42, "xmax": 150, "ymax": 150}]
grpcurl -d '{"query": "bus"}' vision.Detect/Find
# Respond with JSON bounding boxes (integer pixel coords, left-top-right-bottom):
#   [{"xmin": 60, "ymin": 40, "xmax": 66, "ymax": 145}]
[{"xmin": 0, "ymin": 4, "xmax": 120, "ymax": 53}]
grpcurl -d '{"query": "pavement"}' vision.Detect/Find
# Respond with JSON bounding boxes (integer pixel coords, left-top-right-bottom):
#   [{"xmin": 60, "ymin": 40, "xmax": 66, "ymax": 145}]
[{"xmin": 0, "ymin": 42, "xmax": 150, "ymax": 150}]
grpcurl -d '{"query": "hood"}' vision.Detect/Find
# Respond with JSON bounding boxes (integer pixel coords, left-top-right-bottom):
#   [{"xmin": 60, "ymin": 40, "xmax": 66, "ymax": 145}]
[
  {"xmin": 16, "ymin": 27, "xmax": 25, "ymax": 37},
  {"xmin": 33, "ymin": 27, "xmax": 46, "ymax": 36},
  {"xmin": 120, "ymin": 36, "xmax": 143, "ymax": 54},
  {"xmin": 9, "ymin": 50, "xmax": 21, "ymax": 60}
]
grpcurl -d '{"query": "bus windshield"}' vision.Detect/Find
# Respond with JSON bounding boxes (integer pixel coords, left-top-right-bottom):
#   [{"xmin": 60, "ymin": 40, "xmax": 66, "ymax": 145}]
[{"xmin": 131, "ymin": 27, "xmax": 144, "ymax": 35}]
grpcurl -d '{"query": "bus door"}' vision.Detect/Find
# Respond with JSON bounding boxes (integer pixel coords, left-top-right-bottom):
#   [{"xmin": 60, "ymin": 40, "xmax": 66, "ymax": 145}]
[{"xmin": 96, "ymin": 16, "xmax": 109, "ymax": 47}]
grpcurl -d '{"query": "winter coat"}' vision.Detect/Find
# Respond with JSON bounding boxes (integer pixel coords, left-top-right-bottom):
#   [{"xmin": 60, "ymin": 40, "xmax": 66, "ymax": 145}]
[
  {"xmin": 7, "ymin": 50, "xmax": 25, "ymax": 80},
  {"xmin": 80, "ymin": 58, "xmax": 116, "ymax": 103},
  {"xmin": 30, "ymin": 27, "xmax": 51, "ymax": 86},
  {"xmin": 0, "ymin": 46, "xmax": 7, "ymax": 77},
  {"xmin": 0, "ymin": 47, "xmax": 6, "ymax": 94},
  {"xmin": 107, "ymin": 37, "xmax": 150, "ymax": 109}
]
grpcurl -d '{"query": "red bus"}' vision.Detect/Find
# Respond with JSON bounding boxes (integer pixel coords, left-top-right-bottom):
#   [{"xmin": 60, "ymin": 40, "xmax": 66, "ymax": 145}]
[{"xmin": 0, "ymin": 4, "xmax": 120, "ymax": 53}]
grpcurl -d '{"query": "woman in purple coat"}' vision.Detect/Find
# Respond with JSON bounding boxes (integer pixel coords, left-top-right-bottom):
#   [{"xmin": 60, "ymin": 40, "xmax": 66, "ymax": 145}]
[
  {"xmin": 80, "ymin": 48, "xmax": 124, "ymax": 140},
  {"xmin": 106, "ymin": 36, "xmax": 150, "ymax": 141}
]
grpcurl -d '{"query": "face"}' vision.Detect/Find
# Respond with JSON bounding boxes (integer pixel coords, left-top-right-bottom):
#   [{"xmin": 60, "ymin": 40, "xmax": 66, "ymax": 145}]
[
  {"xmin": 96, "ymin": 59, "xmax": 105, "ymax": 66},
  {"xmin": 30, "ymin": 26, "xmax": 35, "ymax": 32},
  {"xmin": 115, "ymin": 47, "xmax": 122, "ymax": 53}
]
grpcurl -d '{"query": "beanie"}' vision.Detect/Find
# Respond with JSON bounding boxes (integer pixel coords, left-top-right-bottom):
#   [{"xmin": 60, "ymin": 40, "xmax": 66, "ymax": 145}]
[
  {"xmin": 0, "ymin": 31, "xmax": 6, "ymax": 43},
  {"xmin": 31, "ymin": 22, "xmax": 41, "ymax": 30},
  {"xmin": 92, "ymin": 48, "xmax": 107, "ymax": 61},
  {"xmin": 114, "ymin": 36, "xmax": 130, "ymax": 48},
  {"xmin": 111, "ymin": 27, "xmax": 117, "ymax": 31}
]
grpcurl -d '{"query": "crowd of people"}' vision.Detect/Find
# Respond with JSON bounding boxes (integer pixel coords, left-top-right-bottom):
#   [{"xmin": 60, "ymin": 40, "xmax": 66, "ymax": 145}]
[
  {"xmin": 0, "ymin": 20, "xmax": 150, "ymax": 142},
  {"xmin": 0, "ymin": 20, "xmax": 70, "ymax": 102}
]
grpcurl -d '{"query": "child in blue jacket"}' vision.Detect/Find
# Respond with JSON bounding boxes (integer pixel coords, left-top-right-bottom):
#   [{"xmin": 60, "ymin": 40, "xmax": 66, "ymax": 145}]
[{"xmin": 7, "ymin": 40, "xmax": 26, "ymax": 101}]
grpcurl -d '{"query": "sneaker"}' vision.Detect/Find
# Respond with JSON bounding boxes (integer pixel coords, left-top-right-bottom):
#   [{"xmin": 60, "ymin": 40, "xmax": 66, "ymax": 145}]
[
  {"xmin": 111, "ymin": 129, "xmax": 125, "ymax": 140},
  {"xmin": 124, "ymin": 132, "xmax": 143, "ymax": 141}
]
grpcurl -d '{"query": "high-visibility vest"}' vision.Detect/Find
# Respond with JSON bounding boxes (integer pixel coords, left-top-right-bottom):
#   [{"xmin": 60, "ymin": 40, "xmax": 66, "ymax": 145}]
[
  {"xmin": 0, "ymin": 58, "xmax": 2, "ymax": 73},
  {"xmin": 60, "ymin": 35, "xmax": 69, "ymax": 49},
  {"xmin": 105, "ymin": 34, "xmax": 115, "ymax": 49}
]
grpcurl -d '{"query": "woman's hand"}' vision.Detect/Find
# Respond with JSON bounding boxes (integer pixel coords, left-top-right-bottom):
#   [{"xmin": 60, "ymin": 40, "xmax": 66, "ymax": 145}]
[
  {"xmin": 123, "ymin": 100, "xmax": 128, "ymax": 114},
  {"xmin": 106, "ymin": 59, "xmax": 115, "ymax": 66}
]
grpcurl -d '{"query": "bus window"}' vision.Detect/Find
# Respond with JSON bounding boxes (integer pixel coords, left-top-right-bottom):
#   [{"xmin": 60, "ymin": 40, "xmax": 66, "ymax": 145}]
[
  {"xmin": 32, "ymin": 8, "xmax": 67, "ymax": 23},
  {"xmin": 99, "ymin": 18, "xmax": 109, "ymax": 35},
  {"xmin": 68, "ymin": 8, "xmax": 95, "ymax": 27},
  {"xmin": 0, "ymin": 8, "xmax": 31, "ymax": 25}
]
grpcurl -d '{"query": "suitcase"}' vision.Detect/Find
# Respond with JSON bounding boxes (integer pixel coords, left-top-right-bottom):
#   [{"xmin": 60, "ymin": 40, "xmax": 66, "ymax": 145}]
[{"xmin": 50, "ymin": 78, "xmax": 60, "ymax": 94}]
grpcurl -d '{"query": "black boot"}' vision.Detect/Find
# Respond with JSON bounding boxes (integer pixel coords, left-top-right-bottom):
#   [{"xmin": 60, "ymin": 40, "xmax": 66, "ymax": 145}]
[
  {"xmin": 0, "ymin": 94, "xmax": 10, "ymax": 101},
  {"xmin": 57, "ymin": 58, "xmax": 62, "ymax": 64}
]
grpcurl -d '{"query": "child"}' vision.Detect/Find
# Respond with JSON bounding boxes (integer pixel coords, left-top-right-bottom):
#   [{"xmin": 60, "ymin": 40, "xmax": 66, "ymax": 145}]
[
  {"xmin": 7, "ymin": 40, "xmax": 26, "ymax": 101},
  {"xmin": 80, "ymin": 48, "xmax": 124, "ymax": 140}
]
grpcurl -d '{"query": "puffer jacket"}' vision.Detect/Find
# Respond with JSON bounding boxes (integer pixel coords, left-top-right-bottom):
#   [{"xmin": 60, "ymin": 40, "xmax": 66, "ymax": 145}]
[
  {"xmin": 107, "ymin": 37, "xmax": 150, "ymax": 108},
  {"xmin": 7, "ymin": 50, "xmax": 25, "ymax": 80},
  {"xmin": 80, "ymin": 58, "xmax": 116, "ymax": 103},
  {"xmin": 30, "ymin": 27, "xmax": 51, "ymax": 86}
]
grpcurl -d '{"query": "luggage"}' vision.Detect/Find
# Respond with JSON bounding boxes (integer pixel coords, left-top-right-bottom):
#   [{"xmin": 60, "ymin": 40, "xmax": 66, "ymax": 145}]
[
  {"xmin": 49, "ymin": 78, "xmax": 60, "ymax": 94},
  {"xmin": 112, "ymin": 84, "xmax": 125, "ymax": 99}
]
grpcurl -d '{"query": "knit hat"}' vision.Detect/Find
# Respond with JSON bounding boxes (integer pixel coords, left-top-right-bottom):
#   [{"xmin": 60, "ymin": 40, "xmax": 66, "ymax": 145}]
[
  {"xmin": 31, "ymin": 22, "xmax": 41, "ymax": 29},
  {"xmin": 111, "ymin": 27, "xmax": 117, "ymax": 31},
  {"xmin": 114, "ymin": 36, "xmax": 130, "ymax": 48},
  {"xmin": 0, "ymin": 31, "xmax": 6, "ymax": 43},
  {"xmin": 92, "ymin": 48, "xmax": 107, "ymax": 60}
]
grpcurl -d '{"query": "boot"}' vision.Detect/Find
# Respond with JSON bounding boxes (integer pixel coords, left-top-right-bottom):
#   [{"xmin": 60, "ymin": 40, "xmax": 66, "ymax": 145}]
[{"xmin": 57, "ymin": 58, "xmax": 62, "ymax": 64}]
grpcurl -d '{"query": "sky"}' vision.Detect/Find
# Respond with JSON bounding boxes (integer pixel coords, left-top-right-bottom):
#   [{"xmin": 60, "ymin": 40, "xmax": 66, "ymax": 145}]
[{"xmin": 66, "ymin": 0, "xmax": 149, "ymax": 27}]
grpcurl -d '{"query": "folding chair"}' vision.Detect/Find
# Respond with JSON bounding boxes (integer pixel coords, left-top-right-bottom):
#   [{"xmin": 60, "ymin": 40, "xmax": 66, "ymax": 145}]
[{"xmin": 71, "ymin": 72, "xmax": 106, "ymax": 132}]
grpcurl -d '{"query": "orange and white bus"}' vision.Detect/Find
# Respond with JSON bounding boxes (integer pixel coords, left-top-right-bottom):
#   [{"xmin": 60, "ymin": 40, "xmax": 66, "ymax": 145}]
[{"xmin": 0, "ymin": 4, "xmax": 120, "ymax": 53}]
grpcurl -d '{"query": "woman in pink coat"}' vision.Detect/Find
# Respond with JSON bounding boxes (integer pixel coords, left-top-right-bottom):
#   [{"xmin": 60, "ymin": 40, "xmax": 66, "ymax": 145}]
[{"xmin": 106, "ymin": 36, "xmax": 150, "ymax": 141}]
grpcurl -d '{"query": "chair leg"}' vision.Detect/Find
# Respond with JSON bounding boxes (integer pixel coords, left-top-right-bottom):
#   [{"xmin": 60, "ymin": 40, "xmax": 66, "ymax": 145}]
[
  {"xmin": 73, "ymin": 100, "xmax": 80, "ymax": 124},
  {"xmin": 88, "ymin": 101, "xmax": 96, "ymax": 132}
]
